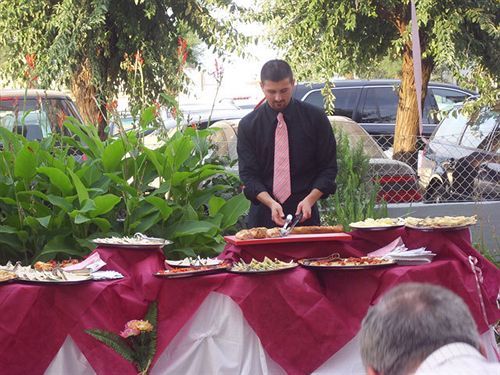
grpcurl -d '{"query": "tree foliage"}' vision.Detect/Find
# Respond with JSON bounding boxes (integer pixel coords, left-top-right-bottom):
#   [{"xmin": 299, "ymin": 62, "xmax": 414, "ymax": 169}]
[
  {"xmin": 252, "ymin": 0, "xmax": 499, "ymax": 159},
  {"xmin": 0, "ymin": 0, "xmax": 250, "ymax": 132}
]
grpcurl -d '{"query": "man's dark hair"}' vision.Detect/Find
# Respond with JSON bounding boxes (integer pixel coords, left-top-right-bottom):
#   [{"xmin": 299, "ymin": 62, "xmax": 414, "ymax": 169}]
[
  {"xmin": 360, "ymin": 283, "xmax": 481, "ymax": 375},
  {"xmin": 260, "ymin": 59, "xmax": 294, "ymax": 83}
]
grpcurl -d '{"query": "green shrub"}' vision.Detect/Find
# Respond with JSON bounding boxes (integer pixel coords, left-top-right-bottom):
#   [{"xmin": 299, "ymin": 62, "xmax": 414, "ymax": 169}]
[{"xmin": 320, "ymin": 127, "xmax": 387, "ymax": 229}]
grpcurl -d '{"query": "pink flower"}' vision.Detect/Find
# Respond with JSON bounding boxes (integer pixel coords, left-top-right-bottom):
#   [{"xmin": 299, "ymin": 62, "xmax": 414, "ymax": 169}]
[
  {"xmin": 125, "ymin": 319, "xmax": 154, "ymax": 333},
  {"xmin": 120, "ymin": 327, "xmax": 140, "ymax": 338}
]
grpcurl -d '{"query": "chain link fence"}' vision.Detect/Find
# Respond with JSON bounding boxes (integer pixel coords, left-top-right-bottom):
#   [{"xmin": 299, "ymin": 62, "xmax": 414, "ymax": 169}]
[{"xmin": 209, "ymin": 120, "xmax": 499, "ymax": 206}]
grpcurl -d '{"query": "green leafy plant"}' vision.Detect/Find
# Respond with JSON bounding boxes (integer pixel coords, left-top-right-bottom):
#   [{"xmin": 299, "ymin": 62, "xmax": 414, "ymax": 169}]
[
  {"xmin": 0, "ymin": 102, "xmax": 249, "ymax": 264},
  {"xmin": 320, "ymin": 128, "xmax": 387, "ymax": 230},
  {"xmin": 86, "ymin": 301, "xmax": 158, "ymax": 375}
]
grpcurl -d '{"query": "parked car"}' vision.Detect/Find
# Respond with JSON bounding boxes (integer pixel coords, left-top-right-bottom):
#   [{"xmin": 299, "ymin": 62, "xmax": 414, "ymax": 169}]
[
  {"xmin": 419, "ymin": 103, "xmax": 499, "ymax": 202},
  {"xmin": 209, "ymin": 116, "xmax": 422, "ymax": 204},
  {"xmin": 292, "ymin": 80, "xmax": 476, "ymax": 145},
  {"xmin": 0, "ymin": 89, "xmax": 83, "ymax": 140}
]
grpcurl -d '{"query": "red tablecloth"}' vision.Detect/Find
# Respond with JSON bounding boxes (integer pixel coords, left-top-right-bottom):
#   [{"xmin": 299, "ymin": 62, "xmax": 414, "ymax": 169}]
[{"xmin": 0, "ymin": 228, "xmax": 498, "ymax": 375}]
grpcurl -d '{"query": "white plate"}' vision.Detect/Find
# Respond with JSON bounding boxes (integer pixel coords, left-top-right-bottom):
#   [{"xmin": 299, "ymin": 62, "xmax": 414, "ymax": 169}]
[
  {"xmin": 165, "ymin": 258, "xmax": 222, "ymax": 267},
  {"xmin": 349, "ymin": 223, "xmax": 405, "ymax": 230}
]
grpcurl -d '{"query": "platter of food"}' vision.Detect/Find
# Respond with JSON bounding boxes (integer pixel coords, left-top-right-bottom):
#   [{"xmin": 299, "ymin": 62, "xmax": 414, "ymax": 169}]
[
  {"xmin": 404, "ymin": 215, "xmax": 477, "ymax": 231},
  {"xmin": 225, "ymin": 225, "xmax": 351, "ymax": 245},
  {"xmin": 165, "ymin": 256, "xmax": 222, "ymax": 267},
  {"xmin": 154, "ymin": 264, "xmax": 230, "ymax": 279},
  {"xmin": 92, "ymin": 233, "xmax": 172, "ymax": 249},
  {"xmin": 298, "ymin": 254, "xmax": 396, "ymax": 270},
  {"xmin": 349, "ymin": 218, "xmax": 405, "ymax": 230},
  {"xmin": 228, "ymin": 257, "xmax": 298, "ymax": 275}
]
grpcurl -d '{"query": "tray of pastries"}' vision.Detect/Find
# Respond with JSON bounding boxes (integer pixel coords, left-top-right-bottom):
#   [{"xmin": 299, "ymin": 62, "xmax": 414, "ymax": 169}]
[
  {"xmin": 349, "ymin": 217, "xmax": 405, "ymax": 230},
  {"xmin": 404, "ymin": 215, "xmax": 477, "ymax": 231},
  {"xmin": 225, "ymin": 225, "xmax": 351, "ymax": 245}
]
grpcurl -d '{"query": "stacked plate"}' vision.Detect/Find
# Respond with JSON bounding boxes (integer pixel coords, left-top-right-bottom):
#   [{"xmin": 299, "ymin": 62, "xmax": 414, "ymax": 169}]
[{"xmin": 385, "ymin": 247, "xmax": 436, "ymax": 265}]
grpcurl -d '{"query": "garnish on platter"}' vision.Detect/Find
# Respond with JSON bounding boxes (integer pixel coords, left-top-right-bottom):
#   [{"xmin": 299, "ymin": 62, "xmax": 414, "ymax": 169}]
[
  {"xmin": 299, "ymin": 253, "xmax": 396, "ymax": 270},
  {"xmin": 405, "ymin": 215, "xmax": 477, "ymax": 230},
  {"xmin": 349, "ymin": 217, "xmax": 405, "ymax": 230},
  {"xmin": 229, "ymin": 257, "xmax": 298, "ymax": 274},
  {"xmin": 165, "ymin": 256, "xmax": 222, "ymax": 267}
]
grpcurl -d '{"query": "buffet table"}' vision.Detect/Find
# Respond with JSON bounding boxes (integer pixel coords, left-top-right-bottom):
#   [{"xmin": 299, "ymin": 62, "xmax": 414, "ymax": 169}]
[{"xmin": 0, "ymin": 227, "xmax": 498, "ymax": 375}]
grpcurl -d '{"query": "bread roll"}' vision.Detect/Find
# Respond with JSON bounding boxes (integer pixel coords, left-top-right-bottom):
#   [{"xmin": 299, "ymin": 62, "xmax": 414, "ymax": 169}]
[
  {"xmin": 249, "ymin": 227, "xmax": 268, "ymax": 239},
  {"xmin": 235, "ymin": 229, "xmax": 253, "ymax": 240},
  {"xmin": 266, "ymin": 227, "xmax": 282, "ymax": 238}
]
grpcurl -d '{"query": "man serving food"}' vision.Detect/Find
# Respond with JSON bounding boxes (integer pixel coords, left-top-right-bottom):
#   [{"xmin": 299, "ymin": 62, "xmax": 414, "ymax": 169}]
[{"xmin": 237, "ymin": 59, "xmax": 337, "ymax": 228}]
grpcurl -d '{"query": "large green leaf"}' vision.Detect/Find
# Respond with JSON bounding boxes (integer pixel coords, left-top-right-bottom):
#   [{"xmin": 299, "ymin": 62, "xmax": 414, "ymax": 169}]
[
  {"xmin": 218, "ymin": 193, "xmax": 250, "ymax": 229},
  {"xmin": 89, "ymin": 217, "xmax": 111, "ymax": 232},
  {"xmin": 34, "ymin": 235, "xmax": 84, "ymax": 262},
  {"xmin": 171, "ymin": 220, "xmax": 218, "ymax": 237},
  {"xmin": 37, "ymin": 167, "xmax": 73, "ymax": 195},
  {"xmin": 14, "ymin": 144, "xmax": 38, "ymax": 180},
  {"xmin": 68, "ymin": 170, "xmax": 89, "ymax": 205},
  {"xmin": 208, "ymin": 196, "xmax": 225, "ymax": 216},
  {"xmin": 90, "ymin": 194, "xmax": 121, "ymax": 217},
  {"xmin": 130, "ymin": 212, "xmax": 161, "ymax": 233},
  {"xmin": 47, "ymin": 195, "xmax": 74, "ymax": 212},
  {"xmin": 144, "ymin": 196, "xmax": 173, "ymax": 220},
  {"xmin": 102, "ymin": 139, "xmax": 126, "ymax": 172}
]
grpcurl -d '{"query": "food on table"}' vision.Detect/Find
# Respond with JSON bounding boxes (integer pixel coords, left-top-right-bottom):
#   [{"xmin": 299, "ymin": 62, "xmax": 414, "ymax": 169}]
[
  {"xmin": 93, "ymin": 232, "xmax": 168, "ymax": 246},
  {"xmin": 34, "ymin": 259, "xmax": 80, "ymax": 271},
  {"xmin": 0, "ymin": 270, "xmax": 17, "ymax": 282},
  {"xmin": 156, "ymin": 263, "xmax": 229, "ymax": 276},
  {"xmin": 1, "ymin": 261, "xmax": 91, "ymax": 282},
  {"xmin": 290, "ymin": 225, "xmax": 344, "ymax": 234},
  {"xmin": 231, "ymin": 257, "xmax": 297, "ymax": 272},
  {"xmin": 165, "ymin": 256, "xmax": 222, "ymax": 267},
  {"xmin": 234, "ymin": 225, "xmax": 344, "ymax": 240},
  {"xmin": 405, "ymin": 215, "xmax": 477, "ymax": 228},
  {"xmin": 350, "ymin": 218, "xmax": 405, "ymax": 228},
  {"xmin": 266, "ymin": 227, "xmax": 282, "ymax": 238},
  {"xmin": 308, "ymin": 256, "xmax": 392, "ymax": 267}
]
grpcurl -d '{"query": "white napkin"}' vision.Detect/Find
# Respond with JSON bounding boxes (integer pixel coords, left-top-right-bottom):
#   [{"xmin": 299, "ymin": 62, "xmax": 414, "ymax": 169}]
[
  {"xmin": 368, "ymin": 237, "xmax": 435, "ymax": 265},
  {"xmin": 63, "ymin": 253, "xmax": 106, "ymax": 272}
]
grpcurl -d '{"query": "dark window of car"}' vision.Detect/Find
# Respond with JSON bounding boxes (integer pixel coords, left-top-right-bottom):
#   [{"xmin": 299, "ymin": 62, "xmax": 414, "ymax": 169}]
[
  {"xmin": 460, "ymin": 109, "xmax": 499, "ymax": 150},
  {"xmin": 432, "ymin": 108, "xmax": 469, "ymax": 144},
  {"xmin": 359, "ymin": 87, "xmax": 399, "ymax": 123},
  {"xmin": 430, "ymin": 88, "xmax": 470, "ymax": 111},
  {"xmin": 301, "ymin": 88, "xmax": 360, "ymax": 118}
]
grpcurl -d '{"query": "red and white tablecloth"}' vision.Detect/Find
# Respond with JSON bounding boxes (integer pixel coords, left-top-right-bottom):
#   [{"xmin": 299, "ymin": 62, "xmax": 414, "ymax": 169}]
[{"xmin": 0, "ymin": 227, "xmax": 498, "ymax": 374}]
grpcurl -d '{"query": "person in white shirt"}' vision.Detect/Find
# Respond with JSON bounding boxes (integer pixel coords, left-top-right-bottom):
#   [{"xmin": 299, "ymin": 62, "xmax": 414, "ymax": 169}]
[{"xmin": 359, "ymin": 283, "xmax": 499, "ymax": 375}]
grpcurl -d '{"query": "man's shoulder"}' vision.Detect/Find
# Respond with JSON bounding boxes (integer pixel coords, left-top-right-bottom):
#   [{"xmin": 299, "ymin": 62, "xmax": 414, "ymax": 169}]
[
  {"xmin": 239, "ymin": 104, "xmax": 266, "ymax": 128},
  {"xmin": 293, "ymin": 98, "xmax": 327, "ymax": 117}
]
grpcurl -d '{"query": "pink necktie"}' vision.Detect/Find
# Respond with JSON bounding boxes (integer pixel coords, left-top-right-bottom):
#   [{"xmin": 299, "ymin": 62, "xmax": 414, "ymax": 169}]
[{"xmin": 273, "ymin": 112, "xmax": 291, "ymax": 203}]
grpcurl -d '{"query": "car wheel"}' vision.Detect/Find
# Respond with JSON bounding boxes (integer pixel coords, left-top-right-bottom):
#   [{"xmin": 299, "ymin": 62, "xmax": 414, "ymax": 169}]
[{"xmin": 425, "ymin": 181, "xmax": 449, "ymax": 203}]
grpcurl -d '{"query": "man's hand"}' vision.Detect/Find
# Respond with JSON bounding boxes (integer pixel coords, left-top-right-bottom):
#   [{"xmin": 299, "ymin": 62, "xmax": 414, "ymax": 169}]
[
  {"xmin": 256, "ymin": 191, "xmax": 285, "ymax": 226},
  {"xmin": 270, "ymin": 201, "xmax": 285, "ymax": 226},
  {"xmin": 296, "ymin": 189, "xmax": 324, "ymax": 222}
]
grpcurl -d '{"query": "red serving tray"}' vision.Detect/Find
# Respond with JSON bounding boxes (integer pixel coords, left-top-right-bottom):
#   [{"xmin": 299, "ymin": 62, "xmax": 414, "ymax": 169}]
[{"xmin": 224, "ymin": 232, "xmax": 352, "ymax": 246}]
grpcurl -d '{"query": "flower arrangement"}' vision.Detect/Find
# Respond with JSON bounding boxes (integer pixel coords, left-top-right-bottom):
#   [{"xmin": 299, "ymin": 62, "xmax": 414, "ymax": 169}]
[{"xmin": 86, "ymin": 302, "xmax": 158, "ymax": 374}]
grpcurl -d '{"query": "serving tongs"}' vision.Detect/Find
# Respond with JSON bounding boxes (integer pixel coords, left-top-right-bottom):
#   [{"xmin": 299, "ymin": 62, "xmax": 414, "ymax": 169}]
[{"xmin": 279, "ymin": 212, "xmax": 304, "ymax": 237}]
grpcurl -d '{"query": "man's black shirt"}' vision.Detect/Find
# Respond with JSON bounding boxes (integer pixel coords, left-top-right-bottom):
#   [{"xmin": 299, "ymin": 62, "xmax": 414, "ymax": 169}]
[{"xmin": 237, "ymin": 98, "xmax": 337, "ymax": 226}]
